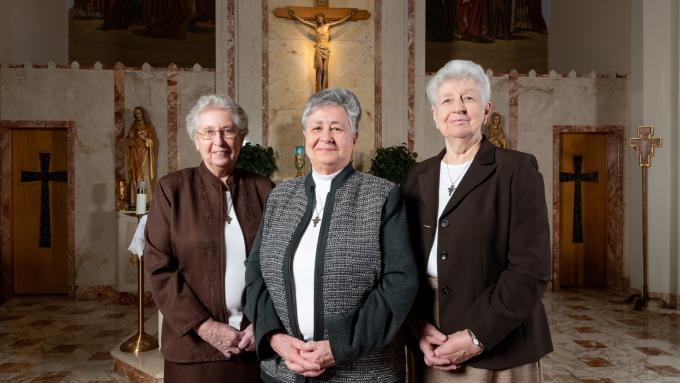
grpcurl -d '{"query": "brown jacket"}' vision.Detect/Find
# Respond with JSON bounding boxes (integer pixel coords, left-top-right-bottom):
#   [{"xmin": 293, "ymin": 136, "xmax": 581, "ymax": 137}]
[
  {"xmin": 144, "ymin": 163, "xmax": 274, "ymax": 363},
  {"xmin": 401, "ymin": 137, "xmax": 553, "ymax": 370}
]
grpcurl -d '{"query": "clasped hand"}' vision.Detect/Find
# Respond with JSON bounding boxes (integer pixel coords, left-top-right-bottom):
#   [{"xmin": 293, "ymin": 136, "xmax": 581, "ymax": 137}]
[
  {"xmin": 197, "ymin": 318, "xmax": 255, "ymax": 359},
  {"xmin": 269, "ymin": 333, "xmax": 335, "ymax": 377},
  {"xmin": 412, "ymin": 320, "xmax": 483, "ymax": 370}
]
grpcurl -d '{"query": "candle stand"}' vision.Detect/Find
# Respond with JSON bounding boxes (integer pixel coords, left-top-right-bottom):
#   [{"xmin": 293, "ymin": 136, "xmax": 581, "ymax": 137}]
[{"xmin": 120, "ymin": 211, "xmax": 158, "ymax": 353}]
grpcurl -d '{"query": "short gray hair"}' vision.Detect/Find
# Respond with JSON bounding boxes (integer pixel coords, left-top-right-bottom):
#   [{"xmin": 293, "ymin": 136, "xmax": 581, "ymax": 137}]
[
  {"xmin": 185, "ymin": 94, "xmax": 249, "ymax": 139},
  {"xmin": 426, "ymin": 60, "xmax": 491, "ymax": 107},
  {"xmin": 301, "ymin": 88, "xmax": 361, "ymax": 133}
]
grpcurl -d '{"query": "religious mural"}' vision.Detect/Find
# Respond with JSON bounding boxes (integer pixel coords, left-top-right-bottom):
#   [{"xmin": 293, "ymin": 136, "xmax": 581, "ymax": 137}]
[
  {"xmin": 425, "ymin": 0, "xmax": 549, "ymax": 73},
  {"xmin": 68, "ymin": 0, "xmax": 216, "ymax": 67}
]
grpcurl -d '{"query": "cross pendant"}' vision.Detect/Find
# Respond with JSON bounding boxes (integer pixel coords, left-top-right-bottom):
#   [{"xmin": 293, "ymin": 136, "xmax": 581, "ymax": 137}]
[
  {"xmin": 448, "ymin": 185, "xmax": 455, "ymax": 196},
  {"xmin": 312, "ymin": 215, "xmax": 321, "ymax": 227},
  {"xmin": 225, "ymin": 215, "xmax": 232, "ymax": 224}
]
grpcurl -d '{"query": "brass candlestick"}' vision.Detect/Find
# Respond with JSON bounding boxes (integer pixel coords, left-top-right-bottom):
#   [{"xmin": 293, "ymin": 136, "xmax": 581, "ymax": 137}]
[
  {"xmin": 294, "ymin": 146, "xmax": 305, "ymax": 177},
  {"xmin": 120, "ymin": 212, "xmax": 158, "ymax": 353}
]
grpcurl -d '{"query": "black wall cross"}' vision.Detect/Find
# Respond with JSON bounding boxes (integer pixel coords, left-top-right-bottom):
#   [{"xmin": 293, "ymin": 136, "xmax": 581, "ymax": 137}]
[
  {"xmin": 20, "ymin": 152, "xmax": 68, "ymax": 248},
  {"xmin": 559, "ymin": 155, "xmax": 598, "ymax": 243}
]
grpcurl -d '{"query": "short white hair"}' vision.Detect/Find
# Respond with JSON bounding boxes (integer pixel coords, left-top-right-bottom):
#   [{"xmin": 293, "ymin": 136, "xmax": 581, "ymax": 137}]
[
  {"xmin": 426, "ymin": 60, "xmax": 490, "ymax": 107},
  {"xmin": 185, "ymin": 94, "xmax": 249, "ymax": 140}
]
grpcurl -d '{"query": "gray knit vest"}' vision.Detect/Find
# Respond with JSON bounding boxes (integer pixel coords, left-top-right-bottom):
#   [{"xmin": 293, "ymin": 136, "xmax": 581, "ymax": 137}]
[{"xmin": 259, "ymin": 170, "xmax": 404, "ymax": 383}]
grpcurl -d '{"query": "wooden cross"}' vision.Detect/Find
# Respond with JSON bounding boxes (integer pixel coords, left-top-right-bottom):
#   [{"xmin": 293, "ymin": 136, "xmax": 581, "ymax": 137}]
[
  {"xmin": 312, "ymin": 215, "xmax": 321, "ymax": 227},
  {"xmin": 630, "ymin": 126, "xmax": 662, "ymax": 167},
  {"xmin": 274, "ymin": 1, "xmax": 370, "ymax": 90},
  {"xmin": 273, "ymin": 1, "xmax": 370, "ymax": 22},
  {"xmin": 20, "ymin": 152, "xmax": 68, "ymax": 248},
  {"xmin": 559, "ymin": 155, "xmax": 598, "ymax": 243}
]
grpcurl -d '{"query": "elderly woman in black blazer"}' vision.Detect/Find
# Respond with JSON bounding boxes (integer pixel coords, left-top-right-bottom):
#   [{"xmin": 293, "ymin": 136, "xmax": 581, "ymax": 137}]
[{"xmin": 402, "ymin": 59, "xmax": 553, "ymax": 382}]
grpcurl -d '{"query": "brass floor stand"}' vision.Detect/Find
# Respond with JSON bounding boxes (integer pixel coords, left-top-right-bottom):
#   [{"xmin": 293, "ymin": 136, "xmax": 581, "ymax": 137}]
[{"xmin": 120, "ymin": 212, "xmax": 158, "ymax": 353}]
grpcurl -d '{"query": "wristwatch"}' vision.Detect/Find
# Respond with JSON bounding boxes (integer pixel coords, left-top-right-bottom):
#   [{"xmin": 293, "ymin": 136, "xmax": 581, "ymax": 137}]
[{"xmin": 467, "ymin": 329, "xmax": 484, "ymax": 350}]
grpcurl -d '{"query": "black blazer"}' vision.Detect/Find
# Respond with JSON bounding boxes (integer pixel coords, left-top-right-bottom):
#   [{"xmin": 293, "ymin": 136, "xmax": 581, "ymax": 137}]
[{"xmin": 401, "ymin": 137, "xmax": 553, "ymax": 370}]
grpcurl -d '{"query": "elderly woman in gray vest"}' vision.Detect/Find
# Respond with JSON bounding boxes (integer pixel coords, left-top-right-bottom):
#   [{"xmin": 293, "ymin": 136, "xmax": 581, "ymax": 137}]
[{"xmin": 244, "ymin": 88, "xmax": 418, "ymax": 382}]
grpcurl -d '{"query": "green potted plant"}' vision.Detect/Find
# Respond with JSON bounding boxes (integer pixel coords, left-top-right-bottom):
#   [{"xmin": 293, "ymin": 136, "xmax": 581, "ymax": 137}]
[
  {"xmin": 369, "ymin": 144, "xmax": 418, "ymax": 184},
  {"xmin": 236, "ymin": 142, "xmax": 277, "ymax": 178}
]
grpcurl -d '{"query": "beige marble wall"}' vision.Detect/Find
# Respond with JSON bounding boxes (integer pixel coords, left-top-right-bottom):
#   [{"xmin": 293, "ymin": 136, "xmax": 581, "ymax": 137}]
[
  {"xmin": 176, "ymin": 71, "xmax": 215, "ymax": 170},
  {"xmin": 1, "ymin": 66, "xmax": 116, "ymax": 287},
  {"xmin": 267, "ymin": 0, "xmax": 376, "ymax": 179},
  {"xmin": 0, "ymin": 65, "xmax": 215, "ymax": 293}
]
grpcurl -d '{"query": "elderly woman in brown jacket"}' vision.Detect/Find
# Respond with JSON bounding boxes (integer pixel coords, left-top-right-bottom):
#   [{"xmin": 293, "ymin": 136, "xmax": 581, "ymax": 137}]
[
  {"xmin": 402, "ymin": 60, "xmax": 552, "ymax": 382},
  {"xmin": 145, "ymin": 95, "xmax": 274, "ymax": 382}
]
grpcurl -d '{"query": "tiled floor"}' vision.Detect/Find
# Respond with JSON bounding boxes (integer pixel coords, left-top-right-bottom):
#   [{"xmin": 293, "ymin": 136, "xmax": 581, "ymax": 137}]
[
  {"xmin": 0, "ymin": 296, "xmax": 155, "ymax": 382},
  {"xmin": 542, "ymin": 289, "xmax": 680, "ymax": 382},
  {"xmin": 1, "ymin": 289, "xmax": 679, "ymax": 382}
]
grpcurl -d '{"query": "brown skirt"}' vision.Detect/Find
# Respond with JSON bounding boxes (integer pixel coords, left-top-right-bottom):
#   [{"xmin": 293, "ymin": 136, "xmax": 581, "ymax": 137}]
[{"xmin": 164, "ymin": 353, "xmax": 260, "ymax": 383}]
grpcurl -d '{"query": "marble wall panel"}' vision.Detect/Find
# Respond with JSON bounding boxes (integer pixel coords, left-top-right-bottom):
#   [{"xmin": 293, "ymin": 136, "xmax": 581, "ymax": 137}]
[
  {"xmin": 268, "ymin": 108, "xmax": 307, "ymax": 182},
  {"xmin": 0, "ymin": 68, "xmax": 117, "ymax": 288},
  {"xmin": 413, "ymin": 75, "xmax": 439, "ymax": 160},
  {"xmin": 236, "ymin": 0, "xmax": 263, "ymax": 144},
  {"xmin": 267, "ymin": 0, "xmax": 375, "ymax": 178},
  {"xmin": 553, "ymin": 76, "xmax": 628, "ymax": 126},
  {"xmin": 1, "ymin": 66, "xmax": 219, "ymax": 293},
  {"xmin": 176, "ymin": 71, "xmax": 215, "ymax": 171},
  {"xmin": 516, "ymin": 76, "xmax": 556, "ymax": 228}
]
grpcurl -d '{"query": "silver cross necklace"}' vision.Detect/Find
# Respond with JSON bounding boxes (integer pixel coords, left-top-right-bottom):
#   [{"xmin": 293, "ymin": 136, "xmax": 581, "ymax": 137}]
[
  {"xmin": 444, "ymin": 155, "xmax": 472, "ymax": 196},
  {"xmin": 312, "ymin": 198, "xmax": 324, "ymax": 227},
  {"xmin": 225, "ymin": 182, "xmax": 233, "ymax": 224}
]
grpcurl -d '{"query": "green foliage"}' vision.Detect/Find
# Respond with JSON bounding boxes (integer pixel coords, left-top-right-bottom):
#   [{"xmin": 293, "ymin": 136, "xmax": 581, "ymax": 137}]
[
  {"xmin": 236, "ymin": 142, "xmax": 277, "ymax": 178},
  {"xmin": 369, "ymin": 144, "xmax": 418, "ymax": 184}
]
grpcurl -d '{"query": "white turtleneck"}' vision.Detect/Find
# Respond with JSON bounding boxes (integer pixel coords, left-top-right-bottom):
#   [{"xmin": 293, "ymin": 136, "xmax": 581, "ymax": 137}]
[{"xmin": 293, "ymin": 169, "xmax": 340, "ymax": 341}]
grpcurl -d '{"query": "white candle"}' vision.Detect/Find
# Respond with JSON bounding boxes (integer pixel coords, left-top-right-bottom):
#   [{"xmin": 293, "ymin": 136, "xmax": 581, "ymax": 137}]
[{"xmin": 136, "ymin": 193, "xmax": 147, "ymax": 215}]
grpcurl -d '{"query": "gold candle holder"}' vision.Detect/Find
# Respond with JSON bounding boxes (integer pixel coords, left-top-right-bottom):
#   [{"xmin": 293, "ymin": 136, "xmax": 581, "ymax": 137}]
[
  {"xmin": 294, "ymin": 146, "xmax": 305, "ymax": 177},
  {"xmin": 120, "ymin": 212, "xmax": 158, "ymax": 353}
]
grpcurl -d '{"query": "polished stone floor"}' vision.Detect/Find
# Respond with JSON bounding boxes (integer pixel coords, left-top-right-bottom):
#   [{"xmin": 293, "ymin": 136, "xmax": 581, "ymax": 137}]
[{"xmin": 0, "ymin": 289, "xmax": 679, "ymax": 382}]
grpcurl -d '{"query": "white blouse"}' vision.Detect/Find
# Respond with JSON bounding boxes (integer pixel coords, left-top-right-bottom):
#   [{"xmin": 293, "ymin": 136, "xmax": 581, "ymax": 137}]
[
  {"xmin": 427, "ymin": 160, "xmax": 472, "ymax": 277},
  {"xmin": 293, "ymin": 170, "xmax": 340, "ymax": 341},
  {"xmin": 224, "ymin": 190, "xmax": 247, "ymax": 330}
]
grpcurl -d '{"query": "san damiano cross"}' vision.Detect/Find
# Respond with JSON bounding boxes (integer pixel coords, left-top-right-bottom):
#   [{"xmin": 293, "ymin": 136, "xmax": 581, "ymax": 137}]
[
  {"xmin": 274, "ymin": 1, "xmax": 370, "ymax": 92},
  {"xmin": 628, "ymin": 126, "xmax": 664, "ymax": 311}
]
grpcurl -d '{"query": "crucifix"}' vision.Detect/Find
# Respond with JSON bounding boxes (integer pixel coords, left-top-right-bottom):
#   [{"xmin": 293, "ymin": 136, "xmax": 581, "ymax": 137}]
[
  {"xmin": 312, "ymin": 215, "xmax": 321, "ymax": 227},
  {"xmin": 274, "ymin": 1, "xmax": 370, "ymax": 92},
  {"xmin": 20, "ymin": 152, "xmax": 68, "ymax": 248},
  {"xmin": 627, "ymin": 126, "xmax": 667, "ymax": 310},
  {"xmin": 559, "ymin": 155, "xmax": 599, "ymax": 243}
]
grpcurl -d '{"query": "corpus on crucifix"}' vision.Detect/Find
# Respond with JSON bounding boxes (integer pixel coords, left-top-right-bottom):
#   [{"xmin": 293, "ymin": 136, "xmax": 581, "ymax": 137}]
[
  {"xmin": 275, "ymin": 1, "xmax": 370, "ymax": 91},
  {"xmin": 627, "ymin": 126, "xmax": 672, "ymax": 310}
]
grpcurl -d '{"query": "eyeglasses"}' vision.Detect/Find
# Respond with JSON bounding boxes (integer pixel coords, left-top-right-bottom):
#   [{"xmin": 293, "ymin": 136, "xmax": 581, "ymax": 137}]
[{"xmin": 196, "ymin": 127, "xmax": 239, "ymax": 140}]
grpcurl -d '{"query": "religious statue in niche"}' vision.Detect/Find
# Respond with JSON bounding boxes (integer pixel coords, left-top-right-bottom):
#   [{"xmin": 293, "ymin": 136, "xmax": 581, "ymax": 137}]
[
  {"xmin": 486, "ymin": 112, "xmax": 507, "ymax": 148},
  {"xmin": 126, "ymin": 106, "xmax": 157, "ymax": 206},
  {"xmin": 287, "ymin": 8, "xmax": 356, "ymax": 91}
]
